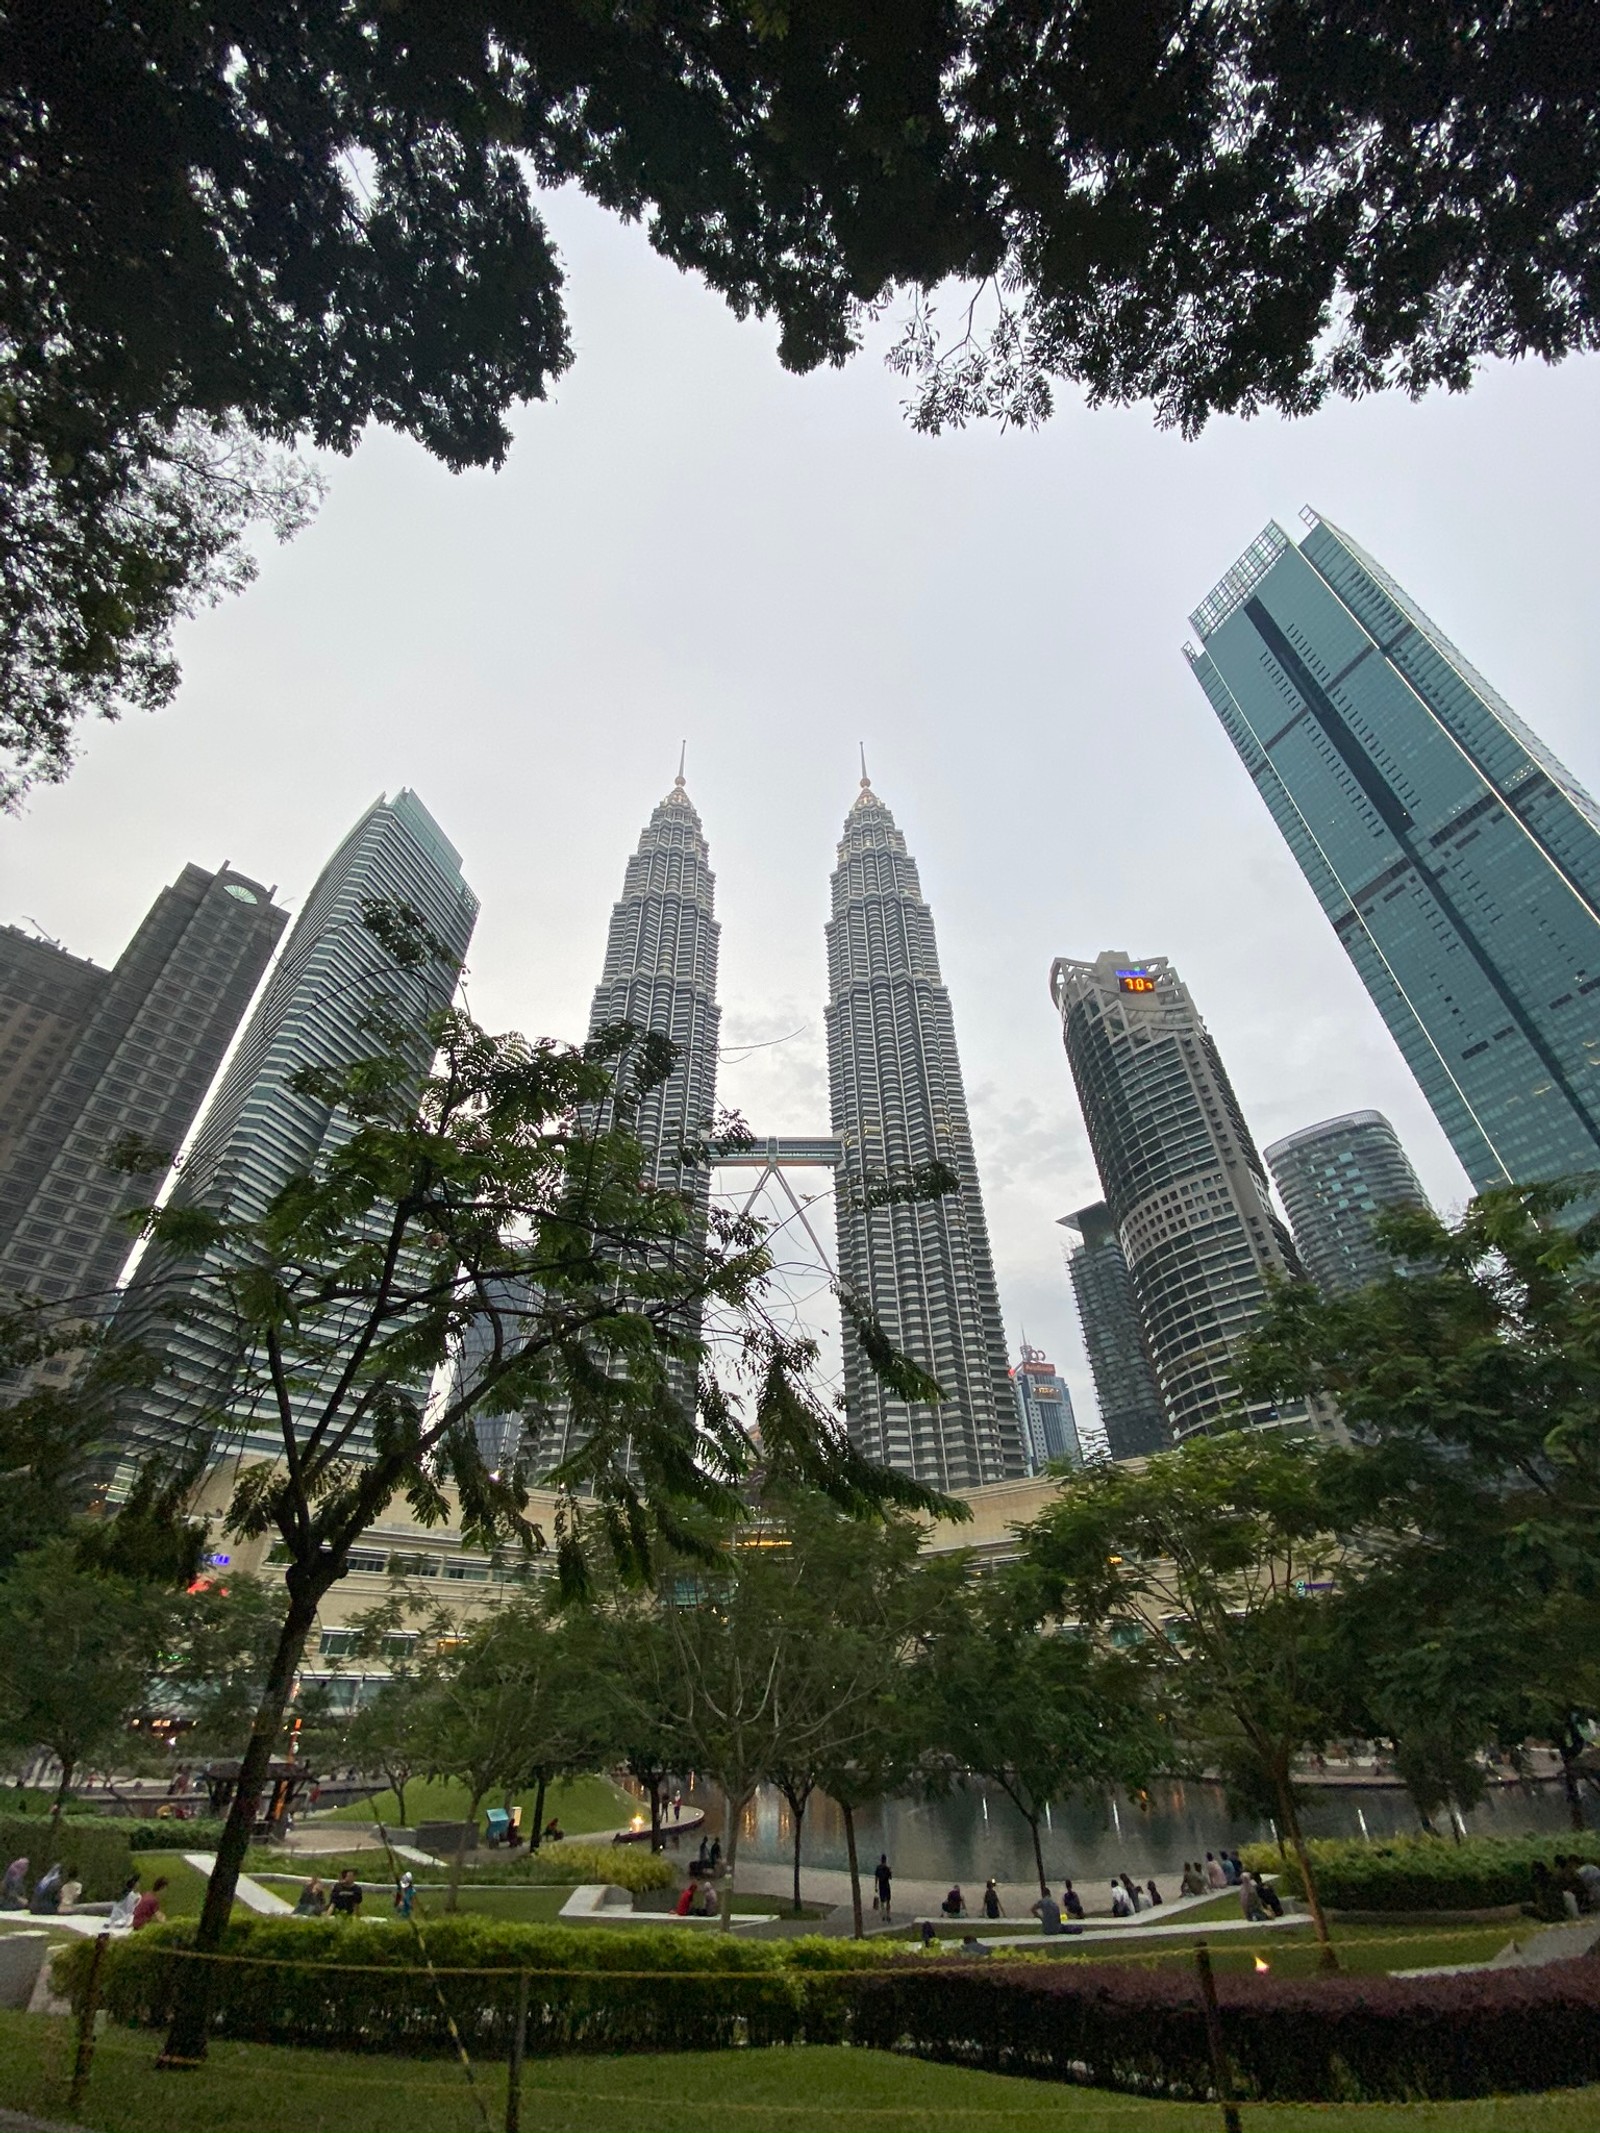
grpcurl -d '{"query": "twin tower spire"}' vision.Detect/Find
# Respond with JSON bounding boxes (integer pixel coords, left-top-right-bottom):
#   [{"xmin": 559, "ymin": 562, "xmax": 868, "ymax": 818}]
[{"xmin": 576, "ymin": 763, "xmax": 1026, "ymax": 1493}]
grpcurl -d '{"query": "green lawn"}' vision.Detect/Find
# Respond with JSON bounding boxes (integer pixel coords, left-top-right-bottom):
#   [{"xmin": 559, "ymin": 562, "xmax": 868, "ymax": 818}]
[
  {"xmin": 6, "ymin": 2017, "xmax": 1600, "ymax": 2133},
  {"xmin": 124, "ymin": 1851, "xmax": 217, "ymax": 1921},
  {"xmin": 318, "ymin": 1772, "xmax": 633, "ymax": 1833}
]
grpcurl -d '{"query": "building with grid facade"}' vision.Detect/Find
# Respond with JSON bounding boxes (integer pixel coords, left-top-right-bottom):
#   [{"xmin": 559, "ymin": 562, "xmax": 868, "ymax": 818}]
[
  {"xmin": 524, "ymin": 771, "xmax": 721, "ymax": 1474},
  {"xmin": 1011, "ymin": 1342, "xmax": 1081, "ymax": 1473},
  {"xmin": 1186, "ymin": 514, "xmax": 1600, "ymax": 1198},
  {"xmin": 1265, "ymin": 1110, "xmax": 1429, "ymax": 1297},
  {"xmin": 0, "ymin": 869, "xmax": 285, "ymax": 1319},
  {"xmin": 1059, "ymin": 1200, "xmax": 1171, "ymax": 1460},
  {"xmin": 1051, "ymin": 952, "xmax": 1313, "ymax": 1440},
  {"xmin": 116, "ymin": 792, "xmax": 475, "ymax": 1461},
  {"xmin": 828, "ymin": 775, "xmax": 1025, "ymax": 1490}
]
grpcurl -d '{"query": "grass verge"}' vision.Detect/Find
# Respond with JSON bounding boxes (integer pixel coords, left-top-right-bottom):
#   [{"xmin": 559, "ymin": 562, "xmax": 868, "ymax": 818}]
[
  {"xmin": 7, "ymin": 2016, "xmax": 1600, "ymax": 2132},
  {"xmin": 318, "ymin": 1773, "xmax": 632, "ymax": 1833}
]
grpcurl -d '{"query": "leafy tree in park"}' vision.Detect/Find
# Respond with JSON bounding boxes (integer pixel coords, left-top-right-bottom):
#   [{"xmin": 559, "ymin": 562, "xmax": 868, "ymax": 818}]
[
  {"xmin": 920, "ymin": 1573, "xmax": 1160, "ymax": 1904},
  {"xmin": 8, "ymin": 2, "xmax": 1597, "ymax": 794},
  {"xmin": 574, "ymin": 1594, "xmax": 691, "ymax": 1857},
  {"xmin": 115, "ymin": 929, "xmax": 946, "ymax": 2059},
  {"xmin": 0, "ymin": 1542, "xmax": 173, "ymax": 1822},
  {"xmin": 1241, "ymin": 1179, "xmax": 1600, "ymax": 1828},
  {"xmin": 1021, "ymin": 1433, "xmax": 1357, "ymax": 1966}
]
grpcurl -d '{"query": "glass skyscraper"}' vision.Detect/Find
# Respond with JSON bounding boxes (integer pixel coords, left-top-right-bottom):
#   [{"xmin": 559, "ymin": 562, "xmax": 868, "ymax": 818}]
[
  {"xmin": 117, "ymin": 791, "xmax": 476, "ymax": 1461},
  {"xmin": 1186, "ymin": 514, "xmax": 1600, "ymax": 1196},
  {"xmin": 1051, "ymin": 952, "xmax": 1314, "ymax": 1440},
  {"xmin": 1059, "ymin": 1201, "xmax": 1170, "ymax": 1460},
  {"xmin": 0, "ymin": 869, "xmax": 285, "ymax": 1318},
  {"xmin": 828, "ymin": 773, "xmax": 1025, "ymax": 1490},
  {"xmin": 1010, "ymin": 1342, "xmax": 1081, "ymax": 1473},
  {"xmin": 1264, "ymin": 1110, "xmax": 1429, "ymax": 1297}
]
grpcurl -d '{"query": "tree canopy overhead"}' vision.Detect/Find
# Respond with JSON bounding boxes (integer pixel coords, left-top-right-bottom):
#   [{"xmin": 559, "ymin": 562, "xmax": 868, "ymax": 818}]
[{"xmin": 6, "ymin": 0, "xmax": 1595, "ymax": 794}]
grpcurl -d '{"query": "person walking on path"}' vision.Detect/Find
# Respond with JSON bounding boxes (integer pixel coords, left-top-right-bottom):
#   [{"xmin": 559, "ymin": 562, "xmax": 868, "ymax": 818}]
[
  {"xmin": 874, "ymin": 1855, "xmax": 893, "ymax": 1923},
  {"xmin": 394, "ymin": 1871, "xmax": 416, "ymax": 1919},
  {"xmin": 982, "ymin": 1879, "xmax": 1003, "ymax": 1920}
]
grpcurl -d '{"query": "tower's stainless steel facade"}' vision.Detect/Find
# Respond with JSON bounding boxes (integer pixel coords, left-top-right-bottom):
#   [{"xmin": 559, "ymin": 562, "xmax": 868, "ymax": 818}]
[
  {"xmin": 526, "ymin": 773, "xmax": 721, "ymax": 1474},
  {"xmin": 827, "ymin": 776, "xmax": 1024, "ymax": 1489}
]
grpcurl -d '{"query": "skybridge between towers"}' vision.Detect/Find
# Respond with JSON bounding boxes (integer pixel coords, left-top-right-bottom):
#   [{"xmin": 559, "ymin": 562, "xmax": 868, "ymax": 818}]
[{"xmin": 706, "ymin": 1135, "xmax": 843, "ymax": 1277}]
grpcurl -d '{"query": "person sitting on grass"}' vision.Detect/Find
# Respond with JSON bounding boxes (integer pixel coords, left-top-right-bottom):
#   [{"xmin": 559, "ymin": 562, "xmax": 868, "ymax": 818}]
[
  {"xmin": 1145, "ymin": 1878, "xmax": 1163, "ymax": 1908},
  {"xmin": 1110, "ymin": 1880, "xmax": 1132, "ymax": 1918},
  {"xmin": 0, "ymin": 1858, "xmax": 26, "ymax": 1912},
  {"xmin": 1254, "ymin": 1872, "xmax": 1283, "ymax": 1919},
  {"xmin": 131, "ymin": 1878, "xmax": 167, "ymax": 1931},
  {"xmin": 940, "ymin": 1885, "xmax": 965, "ymax": 1918},
  {"xmin": 697, "ymin": 1880, "xmax": 719, "ymax": 1917},
  {"xmin": 293, "ymin": 1875, "xmax": 328, "ymax": 1917},
  {"xmin": 1180, "ymin": 1860, "xmax": 1205, "ymax": 1897},
  {"xmin": 28, "ymin": 1864, "xmax": 63, "ymax": 1915},
  {"xmin": 1239, "ymin": 1873, "xmax": 1266, "ymax": 1923},
  {"xmin": 108, "ymin": 1875, "xmax": 141, "ymax": 1930},
  {"xmin": 57, "ymin": 1868, "xmax": 82, "ymax": 1913},
  {"xmin": 674, "ymin": 1881, "xmax": 697, "ymax": 1916},
  {"xmin": 1030, "ymin": 1891, "xmax": 1063, "ymax": 1935},
  {"xmin": 329, "ymin": 1868, "xmax": 364, "ymax": 1917},
  {"xmin": 1061, "ymin": 1879, "xmax": 1084, "ymax": 1920}
]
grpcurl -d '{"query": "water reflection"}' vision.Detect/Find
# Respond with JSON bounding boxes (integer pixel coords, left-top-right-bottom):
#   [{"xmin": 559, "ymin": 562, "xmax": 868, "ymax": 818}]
[{"xmin": 683, "ymin": 1776, "xmax": 1587, "ymax": 1887}]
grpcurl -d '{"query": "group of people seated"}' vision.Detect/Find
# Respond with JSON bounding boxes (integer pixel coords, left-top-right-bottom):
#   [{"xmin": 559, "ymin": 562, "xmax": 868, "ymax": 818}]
[{"xmin": 0, "ymin": 1857, "xmax": 167, "ymax": 1930}]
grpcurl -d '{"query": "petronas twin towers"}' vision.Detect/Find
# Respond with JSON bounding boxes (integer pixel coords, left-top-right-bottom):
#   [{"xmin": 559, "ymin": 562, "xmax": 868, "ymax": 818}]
[{"xmin": 572, "ymin": 766, "xmax": 1025, "ymax": 1494}]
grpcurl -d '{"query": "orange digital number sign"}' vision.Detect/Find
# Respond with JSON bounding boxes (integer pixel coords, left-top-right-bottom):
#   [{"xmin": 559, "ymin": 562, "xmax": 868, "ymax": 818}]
[{"xmin": 1117, "ymin": 971, "xmax": 1157, "ymax": 994}]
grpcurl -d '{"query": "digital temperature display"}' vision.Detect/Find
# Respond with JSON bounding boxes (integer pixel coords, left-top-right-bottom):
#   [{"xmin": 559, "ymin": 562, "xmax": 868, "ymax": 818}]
[{"xmin": 1117, "ymin": 970, "xmax": 1157, "ymax": 994}]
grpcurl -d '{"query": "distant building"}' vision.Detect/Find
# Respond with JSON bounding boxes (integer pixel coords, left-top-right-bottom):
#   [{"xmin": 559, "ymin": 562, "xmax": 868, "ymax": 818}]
[
  {"xmin": 1186, "ymin": 513, "xmax": 1600, "ymax": 1199},
  {"xmin": 1051, "ymin": 951, "xmax": 1318, "ymax": 1440},
  {"xmin": 0, "ymin": 869, "xmax": 285, "ymax": 1321},
  {"xmin": 117, "ymin": 792, "xmax": 475, "ymax": 1462},
  {"xmin": 1010, "ymin": 1342, "xmax": 1081, "ymax": 1473},
  {"xmin": 1265, "ymin": 1111, "xmax": 1429, "ymax": 1297},
  {"xmin": 828, "ymin": 772, "xmax": 1025, "ymax": 1491},
  {"xmin": 1059, "ymin": 1202, "xmax": 1170, "ymax": 1461}
]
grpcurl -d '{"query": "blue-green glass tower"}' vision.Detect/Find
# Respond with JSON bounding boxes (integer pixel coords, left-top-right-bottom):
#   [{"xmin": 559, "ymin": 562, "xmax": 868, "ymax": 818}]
[{"xmin": 1185, "ymin": 514, "xmax": 1600, "ymax": 1195}]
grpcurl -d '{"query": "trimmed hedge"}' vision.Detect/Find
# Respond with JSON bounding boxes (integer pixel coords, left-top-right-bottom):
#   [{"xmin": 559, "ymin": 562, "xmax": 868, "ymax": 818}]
[
  {"xmin": 127, "ymin": 1818, "xmax": 226, "ymax": 1852},
  {"xmin": 1240, "ymin": 1833, "xmax": 1600, "ymax": 1912},
  {"xmin": 0, "ymin": 1815, "xmax": 130, "ymax": 1901},
  {"xmin": 848, "ymin": 1956, "xmax": 1600, "ymax": 2103},
  {"xmin": 52, "ymin": 1916, "xmax": 892, "ymax": 2057},
  {"xmin": 251, "ymin": 1842, "xmax": 675, "ymax": 1892}
]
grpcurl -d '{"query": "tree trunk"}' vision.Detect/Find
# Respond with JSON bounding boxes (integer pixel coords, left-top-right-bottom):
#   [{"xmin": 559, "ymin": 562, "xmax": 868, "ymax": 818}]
[
  {"xmin": 790, "ymin": 1794, "xmax": 807, "ymax": 1916},
  {"xmin": 392, "ymin": 1772, "xmax": 409, "ymax": 1828},
  {"xmin": 1275, "ymin": 1772, "xmax": 1338, "ymax": 1972},
  {"xmin": 50, "ymin": 1758, "xmax": 74, "ymax": 1832},
  {"xmin": 718, "ymin": 1789, "xmax": 749, "ymax": 1934},
  {"xmin": 842, "ymin": 1799, "xmax": 864, "ymax": 1940},
  {"xmin": 158, "ymin": 1576, "xmax": 321, "ymax": 2068},
  {"xmin": 447, "ymin": 1788, "xmax": 486, "ymax": 1913},
  {"xmin": 531, "ymin": 1770, "xmax": 547, "ymax": 1852},
  {"xmin": 1029, "ymin": 1811, "xmax": 1048, "ymax": 1899},
  {"xmin": 649, "ymin": 1775, "xmax": 663, "ymax": 1854}
]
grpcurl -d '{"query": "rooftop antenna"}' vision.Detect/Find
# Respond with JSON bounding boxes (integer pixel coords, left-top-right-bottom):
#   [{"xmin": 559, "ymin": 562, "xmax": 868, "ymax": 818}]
[
  {"xmin": 675, "ymin": 739, "xmax": 686, "ymax": 789},
  {"xmin": 859, "ymin": 742, "xmax": 869, "ymax": 789},
  {"xmin": 21, "ymin": 916, "xmax": 66, "ymax": 952}
]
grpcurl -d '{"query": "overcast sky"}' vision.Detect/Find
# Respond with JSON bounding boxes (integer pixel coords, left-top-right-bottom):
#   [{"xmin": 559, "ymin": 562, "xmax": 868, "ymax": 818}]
[{"xmin": 6, "ymin": 185, "xmax": 1600, "ymax": 1443}]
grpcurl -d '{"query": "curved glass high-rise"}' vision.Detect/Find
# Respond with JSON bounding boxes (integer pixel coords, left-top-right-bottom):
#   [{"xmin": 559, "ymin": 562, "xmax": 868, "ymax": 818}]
[
  {"xmin": 827, "ymin": 774, "xmax": 1023, "ymax": 1490},
  {"xmin": 118, "ymin": 791, "xmax": 476, "ymax": 1461},
  {"xmin": 1051, "ymin": 951, "xmax": 1311, "ymax": 1440},
  {"xmin": 1186, "ymin": 514, "xmax": 1600, "ymax": 1196},
  {"xmin": 1264, "ymin": 1110, "xmax": 1429, "ymax": 1297}
]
